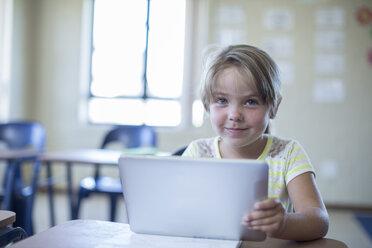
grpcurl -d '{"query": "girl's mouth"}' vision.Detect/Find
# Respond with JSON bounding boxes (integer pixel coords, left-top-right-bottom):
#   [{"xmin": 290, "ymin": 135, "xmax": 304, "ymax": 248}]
[{"xmin": 225, "ymin": 128, "xmax": 246, "ymax": 135}]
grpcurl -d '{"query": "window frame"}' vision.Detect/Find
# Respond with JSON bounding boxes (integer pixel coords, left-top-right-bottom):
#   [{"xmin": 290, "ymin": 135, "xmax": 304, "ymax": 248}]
[{"xmin": 86, "ymin": 0, "xmax": 188, "ymax": 127}]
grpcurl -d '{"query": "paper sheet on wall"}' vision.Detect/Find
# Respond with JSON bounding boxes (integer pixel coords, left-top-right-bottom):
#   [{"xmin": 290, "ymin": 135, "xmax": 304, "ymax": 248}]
[
  {"xmin": 314, "ymin": 53, "xmax": 344, "ymax": 75},
  {"xmin": 262, "ymin": 36, "xmax": 294, "ymax": 58},
  {"xmin": 313, "ymin": 78, "xmax": 344, "ymax": 103},
  {"xmin": 216, "ymin": 4, "xmax": 246, "ymax": 24},
  {"xmin": 315, "ymin": 31, "xmax": 345, "ymax": 50},
  {"xmin": 319, "ymin": 160, "xmax": 340, "ymax": 180},
  {"xmin": 277, "ymin": 61, "xmax": 294, "ymax": 84},
  {"xmin": 215, "ymin": 28, "xmax": 246, "ymax": 46},
  {"xmin": 316, "ymin": 7, "xmax": 345, "ymax": 28},
  {"xmin": 263, "ymin": 9, "xmax": 294, "ymax": 31}
]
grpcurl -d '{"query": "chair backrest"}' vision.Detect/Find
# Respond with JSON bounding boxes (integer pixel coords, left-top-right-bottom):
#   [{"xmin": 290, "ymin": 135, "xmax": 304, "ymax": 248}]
[
  {"xmin": 0, "ymin": 121, "xmax": 46, "ymax": 151},
  {"xmin": 101, "ymin": 125, "xmax": 157, "ymax": 149},
  {"xmin": 172, "ymin": 146, "xmax": 187, "ymax": 156}
]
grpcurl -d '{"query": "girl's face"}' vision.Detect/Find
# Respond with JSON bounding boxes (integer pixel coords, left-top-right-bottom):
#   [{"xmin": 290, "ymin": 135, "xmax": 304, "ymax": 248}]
[{"xmin": 209, "ymin": 66, "xmax": 271, "ymax": 158}]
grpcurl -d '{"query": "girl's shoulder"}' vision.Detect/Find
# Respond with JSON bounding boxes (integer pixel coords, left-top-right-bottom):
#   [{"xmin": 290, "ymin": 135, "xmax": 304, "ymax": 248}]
[
  {"xmin": 184, "ymin": 137, "xmax": 220, "ymax": 158},
  {"xmin": 189, "ymin": 136, "xmax": 218, "ymax": 146},
  {"xmin": 266, "ymin": 135, "xmax": 304, "ymax": 158}
]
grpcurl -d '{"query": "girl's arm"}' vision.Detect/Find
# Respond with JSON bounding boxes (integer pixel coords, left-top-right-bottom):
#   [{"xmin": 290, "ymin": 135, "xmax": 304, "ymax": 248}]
[{"xmin": 242, "ymin": 172, "xmax": 329, "ymax": 241}]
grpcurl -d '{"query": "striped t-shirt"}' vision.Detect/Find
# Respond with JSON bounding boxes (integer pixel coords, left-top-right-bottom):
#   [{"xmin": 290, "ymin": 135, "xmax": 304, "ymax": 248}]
[{"xmin": 181, "ymin": 135, "xmax": 315, "ymax": 212}]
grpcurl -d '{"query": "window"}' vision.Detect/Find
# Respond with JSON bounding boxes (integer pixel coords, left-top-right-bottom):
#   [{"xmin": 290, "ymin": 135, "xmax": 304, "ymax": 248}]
[
  {"xmin": 88, "ymin": 0, "xmax": 186, "ymax": 127},
  {"xmin": 0, "ymin": 0, "xmax": 12, "ymax": 121}
]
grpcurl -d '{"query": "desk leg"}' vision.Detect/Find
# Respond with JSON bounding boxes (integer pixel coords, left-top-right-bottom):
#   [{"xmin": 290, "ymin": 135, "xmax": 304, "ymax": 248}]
[
  {"xmin": 46, "ymin": 162, "xmax": 56, "ymax": 227},
  {"xmin": 3, "ymin": 161, "xmax": 16, "ymax": 210},
  {"xmin": 66, "ymin": 163, "xmax": 76, "ymax": 219}
]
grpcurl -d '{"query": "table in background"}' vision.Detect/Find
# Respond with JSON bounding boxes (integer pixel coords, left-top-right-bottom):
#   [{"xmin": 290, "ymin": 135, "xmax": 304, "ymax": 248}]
[
  {"xmin": 11, "ymin": 219, "xmax": 348, "ymax": 248},
  {"xmin": 39, "ymin": 149, "xmax": 122, "ymax": 226}
]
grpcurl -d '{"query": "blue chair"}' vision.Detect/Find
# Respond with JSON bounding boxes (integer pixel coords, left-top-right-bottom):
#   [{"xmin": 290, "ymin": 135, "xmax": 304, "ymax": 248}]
[
  {"xmin": 75, "ymin": 125, "xmax": 157, "ymax": 221},
  {"xmin": 0, "ymin": 121, "xmax": 46, "ymax": 235},
  {"xmin": 172, "ymin": 146, "xmax": 187, "ymax": 156}
]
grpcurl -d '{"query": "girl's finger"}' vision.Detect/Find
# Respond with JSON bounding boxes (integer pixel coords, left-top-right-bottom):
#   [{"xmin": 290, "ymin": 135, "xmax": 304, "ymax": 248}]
[
  {"xmin": 250, "ymin": 222, "xmax": 284, "ymax": 234},
  {"xmin": 254, "ymin": 198, "xmax": 281, "ymax": 210},
  {"xmin": 244, "ymin": 207, "xmax": 281, "ymax": 222},
  {"xmin": 245, "ymin": 212, "xmax": 283, "ymax": 227}
]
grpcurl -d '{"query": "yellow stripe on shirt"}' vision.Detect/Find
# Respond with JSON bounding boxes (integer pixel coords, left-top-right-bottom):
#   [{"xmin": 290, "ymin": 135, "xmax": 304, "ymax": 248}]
[
  {"xmin": 267, "ymin": 160, "xmax": 283, "ymax": 166},
  {"xmin": 288, "ymin": 145, "xmax": 301, "ymax": 155},
  {"xmin": 269, "ymin": 183, "xmax": 285, "ymax": 188},
  {"xmin": 269, "ymin": 171, "xmax": 285, "ymax": 177},
  {"xmin": 257, "ymin": 136, "xmax": 272, "ymax": 160},
  {"xmin": 268, "ymin": 194, "xmax": 282, "ymax": 198},
  {"xmin": 288, "ymin": 154, "xmax": 307, "ymax": 165},
  {"xmin": 285, "ymin": 164, "xmax": 313, "ymax": 181}
]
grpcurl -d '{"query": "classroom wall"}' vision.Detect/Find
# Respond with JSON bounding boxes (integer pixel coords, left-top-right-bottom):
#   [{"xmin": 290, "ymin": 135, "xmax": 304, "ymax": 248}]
[
  {"xmin": 6, "ymin": 0, "xmax": 372, "ymax": 207},
  {"xmin": 205, "ymin": 0, "xmax": 372, "ymax": 206}
]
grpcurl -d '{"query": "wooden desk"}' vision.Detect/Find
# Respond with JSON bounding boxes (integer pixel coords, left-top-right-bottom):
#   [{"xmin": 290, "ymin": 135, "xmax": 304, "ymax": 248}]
[
  {"xmin": 0, "ymin": 210, "xmax": 16, "ymax": 228},
  {"xmin": 11, "ymin": 220, "xmax": 348, "ymax": 248},
  {"xmin": 0, "ymin": 210, "xmax": 28, "ymax": 246},
  {"xmin": 39, "ymin": 149, "xmax": 122, "ymax": 226}
]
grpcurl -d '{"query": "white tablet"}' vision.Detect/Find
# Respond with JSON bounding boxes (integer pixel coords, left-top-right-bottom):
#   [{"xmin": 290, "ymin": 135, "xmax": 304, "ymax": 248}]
[{"xmin": 118, "ymin": 155, "xmax": 268, "ymax": 241}]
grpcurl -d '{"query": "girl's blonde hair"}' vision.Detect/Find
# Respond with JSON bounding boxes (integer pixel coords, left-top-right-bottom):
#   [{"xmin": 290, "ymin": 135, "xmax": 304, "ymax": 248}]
[{"xmin": 200, "ymin": 44, "xmax": 281, "ymax": 119}]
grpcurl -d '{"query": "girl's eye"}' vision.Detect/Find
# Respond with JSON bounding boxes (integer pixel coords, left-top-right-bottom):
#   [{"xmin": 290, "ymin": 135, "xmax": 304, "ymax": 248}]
[
  {"xmin": 245, "ymin": 99, "xmax": 258, "ymax": 106},
  {"xmin": 216, "ymin": 98, "xmax": 228, "ymax": 104}
]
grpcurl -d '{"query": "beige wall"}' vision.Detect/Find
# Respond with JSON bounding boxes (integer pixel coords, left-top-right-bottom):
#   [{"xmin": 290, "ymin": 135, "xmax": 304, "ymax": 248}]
[
  {"xmin": 8, "ymin": 0, "xmax": 372, "ymax": 207},
  {"xmin": 206, "ymin": 1, "xmax": 372, "ymax": 205}
]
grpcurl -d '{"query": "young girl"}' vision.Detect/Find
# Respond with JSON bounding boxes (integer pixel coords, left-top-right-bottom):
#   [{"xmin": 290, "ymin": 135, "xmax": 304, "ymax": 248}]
[{"xmin": 182, "ymin": 44, "xmax": 329, "ymax": 241}]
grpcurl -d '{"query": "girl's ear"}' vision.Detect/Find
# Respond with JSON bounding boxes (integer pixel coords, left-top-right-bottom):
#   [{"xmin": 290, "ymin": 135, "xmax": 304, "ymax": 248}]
[{"xmin": 270, "ymin": 97, "xmax": 282, "ymax": 119}]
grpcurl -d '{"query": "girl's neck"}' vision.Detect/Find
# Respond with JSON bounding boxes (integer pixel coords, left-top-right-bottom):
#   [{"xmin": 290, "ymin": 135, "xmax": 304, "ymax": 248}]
[{"xmin": 219, "ymin": 135, "xmax": 268, "ymax": 159}]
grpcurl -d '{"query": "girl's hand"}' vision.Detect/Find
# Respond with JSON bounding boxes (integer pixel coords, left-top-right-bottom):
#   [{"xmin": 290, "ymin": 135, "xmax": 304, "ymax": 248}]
[{"xmin": 241, "ymin": 198, "xmax": 286, "ymax": 236}]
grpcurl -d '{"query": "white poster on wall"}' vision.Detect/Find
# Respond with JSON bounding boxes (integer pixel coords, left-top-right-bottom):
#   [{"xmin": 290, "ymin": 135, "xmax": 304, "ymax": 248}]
[
  {"xmin": 313, "ymin": 78, "xmax": 344, "ymax": 103},
  {"xmin": 277, "ymin": 61, "xmax": 294, "ymax": 84},
  {"xmin": 316, "ymin": 7, "xmax": 345, "ymax": 28},
  {"xmin": 262, "ymin": 36, "xmax": 294, "ymax": 58},
  {"xmin": 315, "ymin": 53, "xmax": 344, "ymax": 75},
  {"xmin": 315, "ymin": 30, "xmax": 345, "ymax": 50},
  {"xmin": 215, "ymin": 29, "xmax": 246, "ymax": 46},
  {"xmin": 263, "ymin": 9, "xmax": 294, "ymax": 31},
  {"xmin": 319, "ymin": 160, "xmax": 340, "ymax": 180},
  {"xmin": 216, "ymin": 4, "xmax": 245, "ymax": 24}
]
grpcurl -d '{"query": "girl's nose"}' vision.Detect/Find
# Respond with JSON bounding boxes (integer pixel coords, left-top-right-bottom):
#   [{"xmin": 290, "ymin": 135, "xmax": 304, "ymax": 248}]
[{"xmin": 228, "ymin": 105, "xmax": 243, "ymax": 121}]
